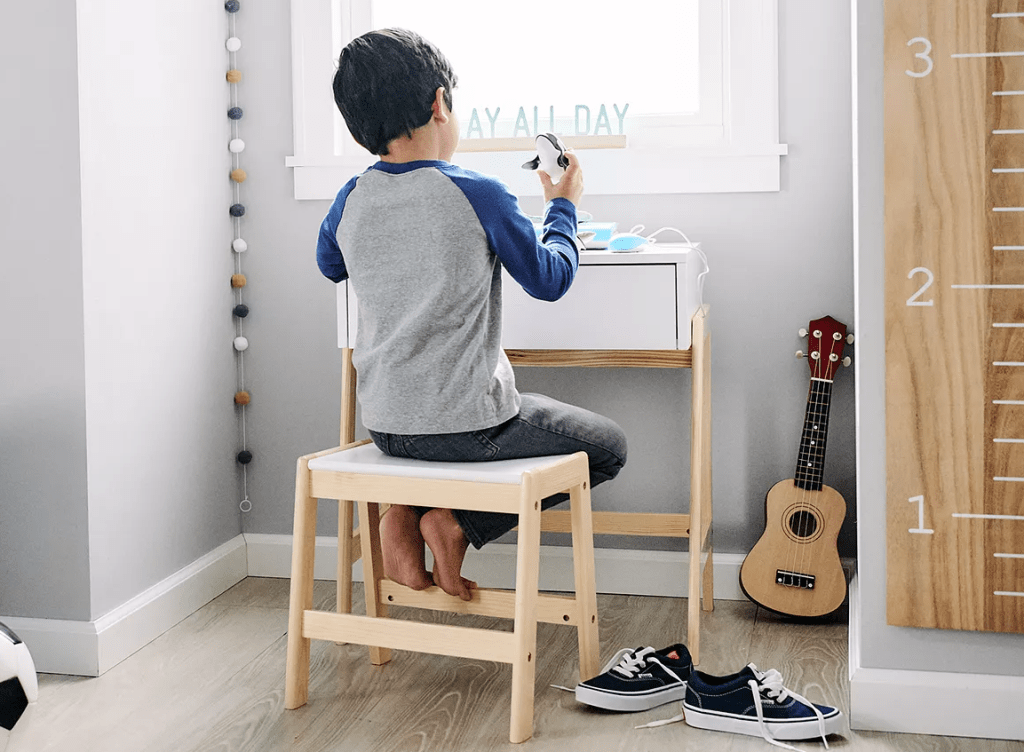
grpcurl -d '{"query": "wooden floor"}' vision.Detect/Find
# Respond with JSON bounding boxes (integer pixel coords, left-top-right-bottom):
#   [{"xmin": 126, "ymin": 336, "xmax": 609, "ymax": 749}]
[{"xmin": 9, "ymin": 577, "xmax": 1022, "ymax": 752}]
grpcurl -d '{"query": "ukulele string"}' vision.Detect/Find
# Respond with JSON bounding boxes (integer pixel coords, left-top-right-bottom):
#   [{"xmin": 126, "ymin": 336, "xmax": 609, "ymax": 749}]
[
  {"xmin": 795, "ymin": 330, "xmax": 823, "ymax": 583},
  {"xmin": 797, "ymin": 330, "xmax": 842, "ymax": 584},
  {"xmin": 787, "ymin": 329, "xmax": 817, "ymax": 587}
]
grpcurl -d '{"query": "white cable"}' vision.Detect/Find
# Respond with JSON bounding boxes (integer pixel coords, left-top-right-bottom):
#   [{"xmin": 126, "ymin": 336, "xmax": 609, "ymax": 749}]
[{"xmin": 630, "ymin": 225, "xmax": 710, "ymax": 309}]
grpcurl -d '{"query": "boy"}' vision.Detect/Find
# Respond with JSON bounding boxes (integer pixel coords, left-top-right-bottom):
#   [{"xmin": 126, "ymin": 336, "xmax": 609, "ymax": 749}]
[{"xmin": 317, "ymin": 28, "xmax": 627, "ymax": 601}]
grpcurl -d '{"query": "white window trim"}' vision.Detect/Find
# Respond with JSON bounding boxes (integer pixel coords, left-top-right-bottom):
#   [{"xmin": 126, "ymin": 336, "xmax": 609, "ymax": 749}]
[{"xmin": 287, "ymin": 0, "xmax": 786, "ymax": 199}]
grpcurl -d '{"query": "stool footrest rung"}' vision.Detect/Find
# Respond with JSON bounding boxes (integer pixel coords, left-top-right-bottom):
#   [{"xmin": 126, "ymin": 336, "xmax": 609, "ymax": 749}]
[
  {"xmin": 378, "ymin": 580, "xmax": 579, "ymax": 625},
  {"xmin": 302, "ymin": 610, "xmax": 515, "ymax": 662}
]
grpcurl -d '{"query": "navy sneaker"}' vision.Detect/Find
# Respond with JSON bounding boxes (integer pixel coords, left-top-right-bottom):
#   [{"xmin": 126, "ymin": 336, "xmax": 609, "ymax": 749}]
[
  {"xmin": 575, "ymin": 644, "xmax": 692, "ymax": 712},
  {"xmin": 683, "ymin": 663, "xmax": 843, "ymax": 749}
]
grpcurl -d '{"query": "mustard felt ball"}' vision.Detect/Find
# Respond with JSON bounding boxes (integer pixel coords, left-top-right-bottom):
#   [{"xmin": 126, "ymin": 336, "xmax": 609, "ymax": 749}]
[
  {"xmin": 231, "ymin": 273, "xmax": 247, "ymax": 288},
  {"xmin": 230, "ymin": 168, "xmax": 247, "ymax": 183},
  {"xmin": 226, "ymin": 69, "xmax": 242, "ymax": 83},
  {"xmin": 234, "ymin": 390, "xmax": 251, "ymax": 405}
]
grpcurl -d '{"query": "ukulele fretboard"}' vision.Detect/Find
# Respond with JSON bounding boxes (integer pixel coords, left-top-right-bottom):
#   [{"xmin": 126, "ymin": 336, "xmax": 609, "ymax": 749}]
[{"xmin": 794, "ymin": 378, "xmax": 833, "ymax": 491}]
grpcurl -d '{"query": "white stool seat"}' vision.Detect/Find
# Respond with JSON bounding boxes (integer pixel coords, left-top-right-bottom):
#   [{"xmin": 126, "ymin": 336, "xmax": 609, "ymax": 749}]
[{"xmin": 308, "ymin": 442, "xmax": 575, "ymax": 485}]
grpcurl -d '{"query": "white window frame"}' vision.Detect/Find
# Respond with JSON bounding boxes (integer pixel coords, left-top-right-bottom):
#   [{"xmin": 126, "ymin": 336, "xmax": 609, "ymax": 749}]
[{"xmin": 287, "ymin": 0, "xmax": 786, "ymax": 198}]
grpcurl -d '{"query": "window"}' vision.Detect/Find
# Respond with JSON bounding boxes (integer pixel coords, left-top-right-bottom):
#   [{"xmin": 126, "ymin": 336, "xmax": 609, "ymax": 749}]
[{"xmin": 288, "ymin": 0, "xmax": 785, "ymax": 198}]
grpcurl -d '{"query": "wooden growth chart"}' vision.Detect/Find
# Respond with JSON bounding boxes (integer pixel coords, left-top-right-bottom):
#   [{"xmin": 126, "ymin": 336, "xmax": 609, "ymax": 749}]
[{"xmin": 885, "ymin": 1, "xmax": 1024, "ymax": 633}]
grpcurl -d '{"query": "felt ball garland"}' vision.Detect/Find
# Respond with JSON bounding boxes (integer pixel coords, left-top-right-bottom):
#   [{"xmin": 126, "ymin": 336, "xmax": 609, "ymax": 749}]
[{"xmin": 226, "ymin": 0, "xmax": 253, "ymax": 514}]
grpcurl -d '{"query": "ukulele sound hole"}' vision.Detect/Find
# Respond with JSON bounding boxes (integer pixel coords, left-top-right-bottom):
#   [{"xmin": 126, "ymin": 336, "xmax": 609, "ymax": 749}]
[{"xmin": 786, "ymin": 509, "xmax": 821, "ymax": 542}]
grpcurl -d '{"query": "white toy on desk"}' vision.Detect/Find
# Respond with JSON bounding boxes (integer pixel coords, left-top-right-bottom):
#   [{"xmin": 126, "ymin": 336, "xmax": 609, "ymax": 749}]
[{"xmin": 522, "ymin": 133, "xmax": 570, "ymax": 184}]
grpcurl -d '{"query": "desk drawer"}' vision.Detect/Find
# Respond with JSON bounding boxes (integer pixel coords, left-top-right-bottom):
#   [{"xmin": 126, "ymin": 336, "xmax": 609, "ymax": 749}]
[
  {"xmin": 338, "ymin": 245, "xmax": 700, "ymax": 351},
  {"xmin": 501, "ymin": 264, "xmax": 677, "ymax": 350}
]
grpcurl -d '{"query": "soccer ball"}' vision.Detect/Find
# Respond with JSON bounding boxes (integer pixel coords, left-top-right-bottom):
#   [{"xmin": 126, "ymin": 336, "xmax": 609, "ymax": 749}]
[{"xmin": 0, "ymin": 621, "xmax": 37, "ymax": 748}]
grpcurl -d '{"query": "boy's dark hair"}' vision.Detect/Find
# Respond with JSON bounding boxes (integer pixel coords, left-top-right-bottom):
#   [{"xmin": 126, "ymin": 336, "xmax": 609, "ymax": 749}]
[{"xmin": 334, "ymin": 28, "xmax": 457, "ymax": 156}]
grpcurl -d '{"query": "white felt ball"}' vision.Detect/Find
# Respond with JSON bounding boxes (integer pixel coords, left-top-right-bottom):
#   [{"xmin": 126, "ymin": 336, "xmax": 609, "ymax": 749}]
[
  {"xmin": 226, "ymin": 37, "xmax": 242, "ymax": 52},
  {"xmin": 232, "ymin": 238, "xmax": 248, "ymax": 253},
  {"xmin": 233, "ymin": 336, "xmax": 249, "ymax": 352},
  {"xmin": 229, "ymin": 138, "xmax": 245, "ymax": 153}
]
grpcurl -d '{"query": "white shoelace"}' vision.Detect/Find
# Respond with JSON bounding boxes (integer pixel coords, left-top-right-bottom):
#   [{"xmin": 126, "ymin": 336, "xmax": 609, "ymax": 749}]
[
  {"xmin": 746, "ymin": 664, "xmax": 829, "ymax": 751},
  {"xmin": 636, "ymin": 663, "xmax": 833, "ymax": 745},
  {"xmin": 554, "ymin": 647, "xmax": 685, "ymax": 695}
]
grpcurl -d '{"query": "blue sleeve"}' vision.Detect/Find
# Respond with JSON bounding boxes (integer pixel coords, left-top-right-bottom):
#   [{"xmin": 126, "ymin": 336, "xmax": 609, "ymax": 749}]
[
  {"xmin": 443, "ymin": 167, "xmax": 579, "ymax": 301},
  {"xmin": 316, "ymin": 177, "xmax": 359, "ymax": 283}
]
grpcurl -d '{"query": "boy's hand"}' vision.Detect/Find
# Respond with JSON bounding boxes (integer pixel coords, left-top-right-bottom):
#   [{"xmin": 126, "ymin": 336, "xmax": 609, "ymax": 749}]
[{"xmin": 539, "ymin": 150, "xmax": 584, "ymax": 207}]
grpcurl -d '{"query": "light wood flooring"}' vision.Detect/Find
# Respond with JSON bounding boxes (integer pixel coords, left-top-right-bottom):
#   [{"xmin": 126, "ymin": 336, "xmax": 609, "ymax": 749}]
[{"xmin": 9, "ymin": 577, "xmax": 1022, "ymax": 752}]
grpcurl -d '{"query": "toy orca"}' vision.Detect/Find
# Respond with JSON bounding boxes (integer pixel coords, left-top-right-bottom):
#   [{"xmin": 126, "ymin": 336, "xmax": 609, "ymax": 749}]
[{"xmin": 522, "ymin": 133, "xmax": 570, "ymax": 184}]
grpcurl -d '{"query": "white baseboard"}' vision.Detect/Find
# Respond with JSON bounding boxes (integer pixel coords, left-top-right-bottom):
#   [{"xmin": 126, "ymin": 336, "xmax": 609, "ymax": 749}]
[
  {"xmin": 243, "ymin": 532, "xmax": 749, "ymax": 600},
  {"xmin": 847, "ymin": 574, "xmax": 1024, "ymax": 742},
  {"xmin": 1, "ymin": 536, "xmax": 248, "ymax": 677}
]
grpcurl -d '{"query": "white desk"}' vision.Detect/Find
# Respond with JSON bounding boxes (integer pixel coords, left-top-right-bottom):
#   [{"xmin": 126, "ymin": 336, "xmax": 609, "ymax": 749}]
[{"xmin": 334, "ymin": 243, "xmax": 714, "ymax": 662}]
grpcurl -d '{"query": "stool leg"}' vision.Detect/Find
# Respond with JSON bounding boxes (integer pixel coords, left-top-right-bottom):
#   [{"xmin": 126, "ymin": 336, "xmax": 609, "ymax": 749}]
[
  {"xmin": 509, "ymin": 486, "xmax": 542, "ymax": 744},
  {"xmin": 569, "ymin": 472, "xmax": 600, "ymax": 681},
  {"xmin": 285, "ymin": 460, "xmax": 318, "ymax": 709},
  {"xmin": 357, "ymin": 500, "xmax": 392, "ymax": 666}
]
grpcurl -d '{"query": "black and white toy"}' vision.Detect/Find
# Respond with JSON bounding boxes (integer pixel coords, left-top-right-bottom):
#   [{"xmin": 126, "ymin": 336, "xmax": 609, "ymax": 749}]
[
  {"xmin": 522, "ymin": 132, "xmax": 570, "ymax": 184},
  {"xmin": 0, "ymin": 622, "xmax": 37, "ymax": 750}
]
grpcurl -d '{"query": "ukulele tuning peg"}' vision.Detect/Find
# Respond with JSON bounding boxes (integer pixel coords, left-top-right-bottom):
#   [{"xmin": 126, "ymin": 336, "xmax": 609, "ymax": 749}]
[
  {"xmin": 798, "ymin": 328, "xmax": 808, "ymax": 338},
  {"xmin": 796, "ymin": 350, "xmax": 805, "ymax": 359},
  {"xmin": 847, "ymin": 333, "xmax": 856, "ymax": 345},
  {"xmin": 843, "ymin": 356, "xmax": 852, "ymax": 367}
]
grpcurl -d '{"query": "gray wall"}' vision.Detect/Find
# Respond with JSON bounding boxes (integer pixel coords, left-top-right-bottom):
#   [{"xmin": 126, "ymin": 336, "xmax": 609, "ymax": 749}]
[
  {"xmin": 235, "ymin": 0, "xmax": 858, "ymax": 561},
  {"xmin": 75, "ymin": 0, "xmax": 242, "ymax": 619},
  {"xmin": 853, "ymin": 0, "xmax": 1024, "ymax": 676},
  {"xmin": 0, "ymin": 0, "xmax": 92, "ymax": 621},
  {"xmin": 1, "ymin": 0, "xmax": 242, "ymax": 623}
]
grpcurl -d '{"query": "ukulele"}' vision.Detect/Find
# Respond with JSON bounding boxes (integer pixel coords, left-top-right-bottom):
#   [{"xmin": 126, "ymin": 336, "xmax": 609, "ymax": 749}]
[{"xmin": 739, "ymin": 316, "xmax": 852, "ymax": 618}]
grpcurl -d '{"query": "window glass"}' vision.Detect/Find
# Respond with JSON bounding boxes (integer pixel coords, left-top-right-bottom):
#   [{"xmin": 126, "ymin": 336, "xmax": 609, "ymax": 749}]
[{"xmin": 336, "ymin": 0, "xmax": 701, "ymax": 141}]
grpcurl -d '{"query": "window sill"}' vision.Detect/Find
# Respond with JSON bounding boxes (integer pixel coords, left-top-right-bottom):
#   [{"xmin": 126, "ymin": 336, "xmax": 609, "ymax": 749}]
[{"xmin": 287, "ymin": 143, "xmax": 788, "ymax": 200}]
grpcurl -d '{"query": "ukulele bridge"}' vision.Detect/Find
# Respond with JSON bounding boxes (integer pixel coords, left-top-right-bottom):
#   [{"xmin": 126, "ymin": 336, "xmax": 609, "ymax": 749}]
[{"xmin": 776, "ymin": 569, "xmax": 815, "ymax": 590}]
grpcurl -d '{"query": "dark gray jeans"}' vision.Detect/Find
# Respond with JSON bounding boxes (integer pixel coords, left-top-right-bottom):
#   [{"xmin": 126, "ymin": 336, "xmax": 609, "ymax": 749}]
[{"xmin": 368, "ymin": 393, "xmax": 627, "ymax": 548}]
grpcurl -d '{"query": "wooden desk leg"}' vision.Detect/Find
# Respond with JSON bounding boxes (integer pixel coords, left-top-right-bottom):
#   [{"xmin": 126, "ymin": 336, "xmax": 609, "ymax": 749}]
[
  {"xmin": 338, "ymin": 348, "xmax": 357, "ymax": 618},
  {"xmin": 688, "ymin": 306, "xmax": 713, "ymax": 665},
  {"xmin": 699, "ymin": 313, "xmax": 714, "ymax": 614}
]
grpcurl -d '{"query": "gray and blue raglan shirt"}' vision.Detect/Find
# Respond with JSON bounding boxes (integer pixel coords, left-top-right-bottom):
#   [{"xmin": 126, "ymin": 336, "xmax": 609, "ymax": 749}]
[{"xmin": 316, "ymin": 159, "xmax": 579, "ymax": 435}]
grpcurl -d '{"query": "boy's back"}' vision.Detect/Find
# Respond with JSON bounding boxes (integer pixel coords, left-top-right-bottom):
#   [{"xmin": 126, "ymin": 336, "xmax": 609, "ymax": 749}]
[{"xmin": 317, "ymin": 159, "xmax": 578, "ymax": 436}]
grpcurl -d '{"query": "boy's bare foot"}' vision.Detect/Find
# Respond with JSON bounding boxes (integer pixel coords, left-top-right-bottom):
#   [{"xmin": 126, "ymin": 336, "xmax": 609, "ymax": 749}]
[
  {"xmin": 420, "ymin": 508, "xmax": 474, "ymax": 601},
  {"xmin": 379, "ymin": 505, "xmax": 433, "ymax": 591}
]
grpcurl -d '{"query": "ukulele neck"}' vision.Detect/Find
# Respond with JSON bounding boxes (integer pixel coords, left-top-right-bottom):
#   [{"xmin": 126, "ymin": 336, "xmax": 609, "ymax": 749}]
[{"xmin": 794, "ymin": 377, "xmax": 833, "ymax": 491}]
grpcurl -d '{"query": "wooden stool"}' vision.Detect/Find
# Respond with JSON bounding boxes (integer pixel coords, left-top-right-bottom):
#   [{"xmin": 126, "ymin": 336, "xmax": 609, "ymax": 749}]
[{"xmin": 284, "ymin": 440, "xmax": 600, "ymax": 744}]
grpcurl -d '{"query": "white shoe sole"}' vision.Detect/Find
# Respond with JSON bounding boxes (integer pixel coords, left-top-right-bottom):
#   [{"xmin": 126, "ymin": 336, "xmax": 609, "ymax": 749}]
[
  {"xmin": 575, "ymin": 682, "xmax": 687, "ymax": 712},
  {"xmin": 683, "ymin": 703, "xmax": 844, "ymax": 740}
]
